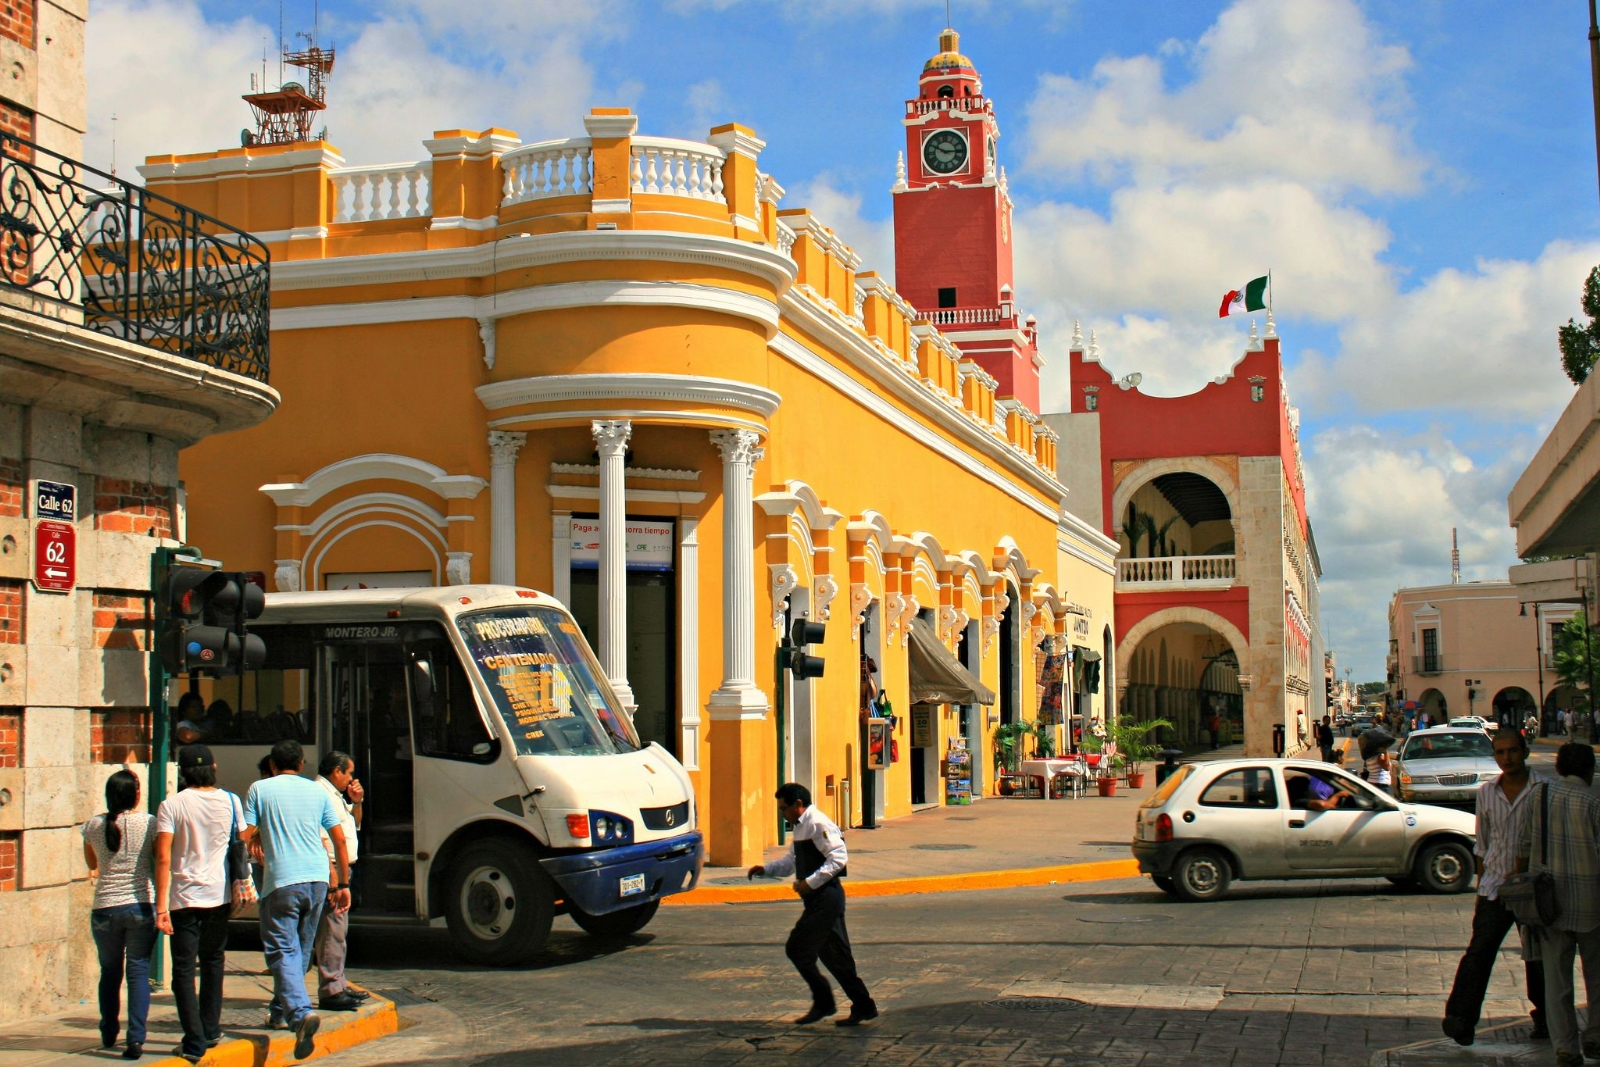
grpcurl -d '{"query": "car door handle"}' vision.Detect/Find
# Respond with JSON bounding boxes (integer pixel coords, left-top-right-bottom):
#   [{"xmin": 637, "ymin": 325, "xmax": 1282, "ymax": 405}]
[{"xmin": 1288, "ymin": 819, "xmax": 1306, "ymax": 828}]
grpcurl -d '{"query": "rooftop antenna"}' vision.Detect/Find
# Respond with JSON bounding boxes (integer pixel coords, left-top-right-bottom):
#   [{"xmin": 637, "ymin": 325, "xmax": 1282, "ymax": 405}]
[
  {"xmin": 242, "ymin": 0, "xmax": 335, "ymax": 146},
  {"xmin": 109, "ymin": 112, "xmax": 117, "ymax": 176},
  {"xmin": 1450, "ymin": 527, "xmax": 1461, "ymax": 584}
]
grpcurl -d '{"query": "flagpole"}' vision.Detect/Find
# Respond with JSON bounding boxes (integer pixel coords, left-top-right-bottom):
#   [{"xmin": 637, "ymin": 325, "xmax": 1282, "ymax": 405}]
[{"xmin": 1268, "ymin": 269, "xmax": 1273, "ymax": 310}]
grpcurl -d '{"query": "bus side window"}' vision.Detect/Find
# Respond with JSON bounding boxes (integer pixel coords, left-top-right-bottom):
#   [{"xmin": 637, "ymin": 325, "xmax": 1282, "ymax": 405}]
[{"xmin": 408, "ymin": 642, "xmax": 498, "ymax": 763}]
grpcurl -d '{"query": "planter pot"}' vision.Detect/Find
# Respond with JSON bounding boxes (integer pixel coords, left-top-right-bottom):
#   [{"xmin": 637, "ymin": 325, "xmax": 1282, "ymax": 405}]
[
  {"xmin": 1097, "ymin": 777, "xmax": 1118, "ymax": 797},
  {"xmin": 1126, "ymin": 772, "xmax": 1146, "ymax": 789}
]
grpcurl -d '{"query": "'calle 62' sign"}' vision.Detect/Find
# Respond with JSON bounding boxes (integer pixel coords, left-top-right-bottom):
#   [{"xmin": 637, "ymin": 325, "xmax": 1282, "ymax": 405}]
[{"xmin": 33, "ymin": 521, "xmax": 75, "ymax": 593}]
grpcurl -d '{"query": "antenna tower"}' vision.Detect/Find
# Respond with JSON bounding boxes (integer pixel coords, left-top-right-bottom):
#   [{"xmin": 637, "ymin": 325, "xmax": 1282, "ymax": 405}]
[
  {"xmin": 240, "ymin": 1, "xmax": 333, "ymax": 147},
  {"xmin": 1450, "ymin": 527, "xmax": 1461, "ymax": 585}
]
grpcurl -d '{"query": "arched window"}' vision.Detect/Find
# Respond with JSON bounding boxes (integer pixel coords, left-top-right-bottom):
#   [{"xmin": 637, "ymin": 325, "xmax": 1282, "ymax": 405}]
[{"xmin": 938, "ymin": 85, "xmax": 954, "ymax": 98}]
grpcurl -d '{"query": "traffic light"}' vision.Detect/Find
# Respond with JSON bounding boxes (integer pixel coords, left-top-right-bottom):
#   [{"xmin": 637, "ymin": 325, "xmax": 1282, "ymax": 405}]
[
  {"xmin": 787, "ymin": 617, "xmax": 826, "ymax": 680},
  {"xmin": 158, "ymin": 567, "xmax": 266, "ymax": 675}
]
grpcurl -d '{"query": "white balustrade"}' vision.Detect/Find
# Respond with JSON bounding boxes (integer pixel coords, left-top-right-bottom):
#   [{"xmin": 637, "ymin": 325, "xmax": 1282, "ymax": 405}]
[
  {"xmin": 775, "ymin": 220, "xmax": 796, "ymax": 257},
  {"xmin": 500, "ymin": 138, "xmax": 594, "ymax": 205},
  {"xmin": 630, "ymin": 137, "xmax": 726, "ymax": 203},
  {"xmin": 924, "ymin": 306, "xmax": 1004, "ymax": 326},
  {"xmin": 1117, "ymin": 554, "xmax": 1236, "ymax": 587},
  {"xmin": 331, "ymin": 162, "xmax": 432, "ymax": 223},
  {"xmin": 907, "ymin": 96, "xmax": 988, "ymax": 117}
]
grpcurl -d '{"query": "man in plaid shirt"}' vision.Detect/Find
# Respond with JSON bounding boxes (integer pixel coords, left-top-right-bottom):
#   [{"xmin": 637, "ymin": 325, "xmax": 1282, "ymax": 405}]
[{"xmin": 1517, "ymin": 743, "xmax": 1600, "ymax": 1065}]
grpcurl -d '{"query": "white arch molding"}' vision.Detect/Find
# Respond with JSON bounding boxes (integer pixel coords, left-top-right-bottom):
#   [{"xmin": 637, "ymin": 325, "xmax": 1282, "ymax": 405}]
[
  {"xmin": 1109, "ymin": 456, "xmax": 1241, "ymax": 541},
  {"xmin": 1115, "ymin": 606, "xmax": 1249, "ymax": 693},
  {"xmin": 308, "ymin": 518, "xmax": 445, "ymax": 590}
]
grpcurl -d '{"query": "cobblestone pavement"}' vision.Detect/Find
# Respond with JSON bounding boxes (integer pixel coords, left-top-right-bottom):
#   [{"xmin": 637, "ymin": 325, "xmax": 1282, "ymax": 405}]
[{"xmin": 317, "ymin": 875, "xmax": 1542, "ymax": 1067}]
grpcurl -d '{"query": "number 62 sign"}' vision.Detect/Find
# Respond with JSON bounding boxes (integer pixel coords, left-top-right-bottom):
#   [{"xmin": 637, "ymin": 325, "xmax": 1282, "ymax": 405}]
[{"xmin": 33, "ymin": 521, "xmax": 75, "ymax": 593}]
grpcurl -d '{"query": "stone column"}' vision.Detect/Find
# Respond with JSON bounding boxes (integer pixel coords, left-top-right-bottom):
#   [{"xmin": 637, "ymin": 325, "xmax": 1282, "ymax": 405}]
[
  {"xmin": 708, "ymin": 429, "xmax": 767, "ymax": 713},
  {"xmin": 592, "ymin": 420, "xmax": 635, "ymax": 709},
  {"xmin": 488, "ymin": 431, "xmax": 526, "ymax": 585}
]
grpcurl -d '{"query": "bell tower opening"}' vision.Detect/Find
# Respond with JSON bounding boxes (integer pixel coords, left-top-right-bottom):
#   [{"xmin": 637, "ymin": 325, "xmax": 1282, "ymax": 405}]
[{"xmin": 892, "ymin": 26, "xmax": 1042, "ymax": 413}]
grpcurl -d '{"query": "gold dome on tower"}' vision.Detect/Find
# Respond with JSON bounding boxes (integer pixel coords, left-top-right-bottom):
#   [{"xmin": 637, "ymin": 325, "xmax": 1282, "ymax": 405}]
[{"xmin": 922, "ymin": 27, "xmax": 974, "ymax": 73}]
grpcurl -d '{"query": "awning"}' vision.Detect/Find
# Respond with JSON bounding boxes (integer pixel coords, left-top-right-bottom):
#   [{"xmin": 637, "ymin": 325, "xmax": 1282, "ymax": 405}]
[{"xmin": 907, "ymin": 617, "xmax": 997, "ymax": 706}]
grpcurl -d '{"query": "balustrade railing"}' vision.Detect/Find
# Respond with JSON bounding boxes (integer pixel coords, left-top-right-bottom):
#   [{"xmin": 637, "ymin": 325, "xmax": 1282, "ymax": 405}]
[
  {"xmin": 0, "ymin": 133, "xmax": 270, "ymax": 381},
  {"xmin": 501, "ymin": 139, "xmax": 594, "ymax": 205},
  {"xmin": 907, "ymin": 96, "xmax": 989, "ymax": 117},
  {"xmin": 922, "ymin": 305, "xmax": 1004, "ymax": 326},
  {"xmin": 630, "ymin": 137, "xmax": 726, "ymax": 202},
  {"xmin": 1117, "ymin": 554, "xmax": 1237, "ymax": 586},
  {"xmin": 331, "ymin": 161, "xmax": 432, "ymax": 223}
]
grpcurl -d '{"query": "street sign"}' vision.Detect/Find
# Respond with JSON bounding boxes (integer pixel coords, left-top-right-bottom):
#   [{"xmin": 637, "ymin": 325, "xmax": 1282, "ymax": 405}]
[
  {"xmin": 33, "ymin": 521, "xmax": 75, "ymax": 593},
  {"xmin": 32, "ymin": 480, "xmax": 75, "ymax": 521}
]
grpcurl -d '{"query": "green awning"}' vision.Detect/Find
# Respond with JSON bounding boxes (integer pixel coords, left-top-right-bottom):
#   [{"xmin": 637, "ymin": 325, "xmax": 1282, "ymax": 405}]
[{"xmin": 907, "ymin": 617, "xmax": 996, "ymax": 706}]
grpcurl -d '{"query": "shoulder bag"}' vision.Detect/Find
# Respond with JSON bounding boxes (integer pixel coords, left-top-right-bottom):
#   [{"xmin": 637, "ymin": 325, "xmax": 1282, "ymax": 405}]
[
  {"xmin": 1499, "ymin": 782, "xmax": 1561, "ymax": 928},
  {"xmin": 225, "ymin": 793, "xmax": 258, "ymax": 916}
]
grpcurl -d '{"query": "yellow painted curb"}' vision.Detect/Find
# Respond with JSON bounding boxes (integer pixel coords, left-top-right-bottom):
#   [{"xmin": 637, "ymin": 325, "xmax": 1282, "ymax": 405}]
[
  {"xmin": 665, "ymin": 858, "xmax": 1142, "ymax": 905},
  {"xmin": 144, "ymin": 997, "xmax": 398, "ymax": 1067}
]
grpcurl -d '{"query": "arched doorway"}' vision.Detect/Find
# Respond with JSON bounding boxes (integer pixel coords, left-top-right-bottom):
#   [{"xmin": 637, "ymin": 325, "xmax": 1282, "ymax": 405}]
[
  {"xmin": 1546, "ymin": 685, "xmax": 1585, "ymax": 735},
  {"xmin": 1118, "ymin": 621, "xmax": 1242, "ymax": 749},
  {"xmin": 1419, "ymin": 688, "xmax": 1448, "ymax": 725},
  {"xmin": 1491, "ymin": 687, "xmax": 1535, "ymax": 731},
  {"xmin": 1112, "ymin": 466, "xmax": 1237, "ymax": 591}
]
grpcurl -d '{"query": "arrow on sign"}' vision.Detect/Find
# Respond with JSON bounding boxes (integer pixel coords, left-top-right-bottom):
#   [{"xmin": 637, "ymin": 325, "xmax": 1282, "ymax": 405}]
[{"xmin": 43, "ymin": 568, "xmax": 67, "ymax": 578}]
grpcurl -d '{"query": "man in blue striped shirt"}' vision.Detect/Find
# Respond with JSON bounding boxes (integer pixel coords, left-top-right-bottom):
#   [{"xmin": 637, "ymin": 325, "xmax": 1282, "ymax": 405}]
[{"xmin": 242, "ymin": 740, "xmax": 350, "ymax": 1061}]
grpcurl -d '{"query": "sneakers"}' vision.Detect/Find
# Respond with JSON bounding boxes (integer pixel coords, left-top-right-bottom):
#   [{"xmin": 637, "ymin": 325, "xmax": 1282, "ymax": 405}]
[
  {"xmin": 1440, "ymin": 1016, "xmax": 1474, "ymax": 1047},
  {"xmin": 793, "ymin": 1004, "xmax": 836, "ymax": 1025},
  {"xmin": 293, "ymin": 1012, "xmax": 321, "ymax": 1060},
  {"xmin": 835, "ymin": 1003, "xmax": 880, "ymax": 1027}
]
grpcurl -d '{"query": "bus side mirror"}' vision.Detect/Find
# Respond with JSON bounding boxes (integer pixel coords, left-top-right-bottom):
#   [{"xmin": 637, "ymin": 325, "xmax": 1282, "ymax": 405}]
[{"xmin": 410, "ymin": 657, "xmax": 435, "ymax": 705}]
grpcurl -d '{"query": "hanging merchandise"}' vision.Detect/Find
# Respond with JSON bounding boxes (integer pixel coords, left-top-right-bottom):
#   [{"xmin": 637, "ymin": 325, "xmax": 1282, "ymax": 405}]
[{"xmin": 1036, "ymin": 635, "xmax": 1067, "ymax": 726}]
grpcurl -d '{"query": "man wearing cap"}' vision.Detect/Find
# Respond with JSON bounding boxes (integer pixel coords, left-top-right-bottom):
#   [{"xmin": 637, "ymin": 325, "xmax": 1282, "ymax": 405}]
[
  {"xmin": 154, "ymin": 744, "xmax": 245, "ymax": 1063},
  {"xmin": 240, "ymin": 739, "xmax": 350, "ymax": 1061}
]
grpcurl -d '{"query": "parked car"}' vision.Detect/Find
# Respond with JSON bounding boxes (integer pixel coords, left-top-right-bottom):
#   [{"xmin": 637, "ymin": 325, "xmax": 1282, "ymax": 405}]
[
  {"xmin": 1448, "ymin": 716, "xmax": 1497, "ymax": 735},
  {"xmin": 1395, "ymin": 727, "xmax": 1499, "ymax": 806},
  {"xmin": 1347, "ymin": 712, "xmax": 1374, "ymax": 737},
  {"xmin": 1131, "ymin": 758, "xmax": 1476, "ymax": 902}
]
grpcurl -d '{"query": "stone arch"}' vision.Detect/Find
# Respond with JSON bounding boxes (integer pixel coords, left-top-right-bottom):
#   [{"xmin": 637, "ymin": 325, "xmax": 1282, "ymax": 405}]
[
  {"xmin": 1109, "ymin": 456, "xmax": 1240, "ymax": 554},
  {"xmin": 1116, "ymin": 605, "xmax": 1249, "ymax": 694}
]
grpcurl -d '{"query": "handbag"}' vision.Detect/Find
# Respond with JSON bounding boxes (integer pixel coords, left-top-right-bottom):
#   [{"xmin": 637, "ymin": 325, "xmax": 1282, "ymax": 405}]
[
  {"xmin": 1499, "ymin": 783, "xmax": 1560, "ymax": 929},
  {"xmin": 226, "ymin": 794, "xmax": 258, "ymax": 916}
]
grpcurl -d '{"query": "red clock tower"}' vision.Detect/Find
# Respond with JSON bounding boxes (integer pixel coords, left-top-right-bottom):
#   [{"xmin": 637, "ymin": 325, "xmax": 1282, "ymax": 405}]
[{"xmin": 893, "ymin": 27, "xmax": 1041, "ymax": 412}]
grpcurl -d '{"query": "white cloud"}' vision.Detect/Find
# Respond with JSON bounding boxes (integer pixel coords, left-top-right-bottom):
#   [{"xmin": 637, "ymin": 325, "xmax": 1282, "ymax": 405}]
[
  {"xmin": 86, "ymin": 0, "xmax": 619, "ymax": 175},
  {"xmin": 680, "ymin": 78, "xmax": 729, "ymax": 141},
  {"xmin": 783, "ymin": 174, "xmax": 896, "ymax": 283}
]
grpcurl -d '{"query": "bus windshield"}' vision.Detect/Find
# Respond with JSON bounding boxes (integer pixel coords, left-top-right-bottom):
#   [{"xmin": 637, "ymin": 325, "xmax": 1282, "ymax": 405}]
[{"xmin": 457, "ymin": 607, "xmax": 641, "ymax": 756}]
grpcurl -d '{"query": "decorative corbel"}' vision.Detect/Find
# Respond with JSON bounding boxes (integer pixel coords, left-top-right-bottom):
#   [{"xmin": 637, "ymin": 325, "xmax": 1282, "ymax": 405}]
[
  {"xmin": 446, "ymin": 552, "xmax": 472, "ymax": 585},
  {"xmin": 813, "ymin": 573, "xmax": 839, "ymax": 622},
  {"xmin": 982, "ymin": 615, "xmax": 1002, "ymax": 656},
  {"xmin": 274, "ymin": 559, "xmax": 302, "ymax": 593},
  {"xmin": 938, "ymin": 604, "xmax": 961, "ymax": 645},
  {"xmin": 849, "ymin": 583, "xmax": 873, "ymax": 640},
  {"xmin": 769, "ymin": 564, "xmax": 799, "ymax": 631},
  {"xmin": 883, "ymin": 590, "xmax": 904, "ymax": 642},
  {"xmin": 898, "ymin": 594, "xmax": 919, "ymax": 647},
  {"xmin": 477, "ymin": 318, "xmax": 497, "ymax": 370}
]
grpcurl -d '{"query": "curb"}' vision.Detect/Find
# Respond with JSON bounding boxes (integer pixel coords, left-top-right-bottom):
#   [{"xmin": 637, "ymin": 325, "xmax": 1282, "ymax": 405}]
[
  {"xmin": 144, "ymin": 997, "xmax": 398, "ymax": 1067},
  {"xmin": 665, "ymin": 858, "xmax": 1142, "ymax": 905}
]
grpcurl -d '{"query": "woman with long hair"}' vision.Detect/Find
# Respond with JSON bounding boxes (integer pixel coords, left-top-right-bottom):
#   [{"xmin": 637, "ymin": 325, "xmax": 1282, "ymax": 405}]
[{"xmin": 81, "ymin": 769, "xmax": 157, "ymax": 1059}]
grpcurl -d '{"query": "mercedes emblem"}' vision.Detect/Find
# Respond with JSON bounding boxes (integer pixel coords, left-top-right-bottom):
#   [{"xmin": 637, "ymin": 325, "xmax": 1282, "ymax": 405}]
[{"xmin": 665, "ymin": 808, "xmax": 676, "ymax": 826}]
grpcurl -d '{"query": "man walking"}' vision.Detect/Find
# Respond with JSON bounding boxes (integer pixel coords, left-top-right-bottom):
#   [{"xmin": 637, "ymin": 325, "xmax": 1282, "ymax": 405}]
[
  {"xmin": 1317, "ymin": 715, "xmax": 1336, "ymax": 763},
  {"xmin": 748, "ymin": 784, "xmax": 877, "ymax": 1027},
  {"xmin": 1441, "ymin": 730, "xmax": 1547, "ymax": 1045},
  {"xmin": 1518, "ymin": 742, "xmax": 1600, "ymax": 1065},
  {"xmin": 314, "ymin": 751, "xmax": 368, "ymax": 1012},
  {"xmin": 241, "ymin": 740, "xmax": 350, "ymax": 1061}
]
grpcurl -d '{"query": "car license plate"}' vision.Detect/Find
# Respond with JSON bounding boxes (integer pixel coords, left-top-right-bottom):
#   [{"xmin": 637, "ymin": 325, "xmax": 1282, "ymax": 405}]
[
  {"xmin": 619, "ymin": 873, "xmax": 646, "ymax": 897},
  {"xmin": 1451, "ymin": 790, "xmax": 1472, "ymax": 801}
]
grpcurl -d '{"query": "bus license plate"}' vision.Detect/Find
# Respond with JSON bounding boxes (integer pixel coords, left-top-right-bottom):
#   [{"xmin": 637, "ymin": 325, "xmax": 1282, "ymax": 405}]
[{"xmin": 620, "ymin": 873, "xmax": 646, "ymax": 897}]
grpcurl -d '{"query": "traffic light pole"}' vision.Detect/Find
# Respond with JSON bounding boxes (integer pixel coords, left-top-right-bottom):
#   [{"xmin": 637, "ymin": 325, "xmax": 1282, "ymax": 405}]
[{"xmin": 775, "ymin": 640, "xmax": 790, "ymax": 846}]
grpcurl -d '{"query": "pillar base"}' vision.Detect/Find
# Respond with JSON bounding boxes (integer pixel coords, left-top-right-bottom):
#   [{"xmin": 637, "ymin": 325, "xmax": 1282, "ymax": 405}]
[{"xmin": 707, "ymin": 686, "xmax": 770, "ymax": 720}]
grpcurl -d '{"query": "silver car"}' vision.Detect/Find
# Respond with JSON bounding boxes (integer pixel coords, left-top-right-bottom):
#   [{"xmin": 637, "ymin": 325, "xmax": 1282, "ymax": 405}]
[
  {"xmin": 1131, "ymin": 758, "xmax": 1477, "ymax": 902},
  {"xmin": 1396, "ymin": 727, "xmax": 1499, "ymax": 806}
]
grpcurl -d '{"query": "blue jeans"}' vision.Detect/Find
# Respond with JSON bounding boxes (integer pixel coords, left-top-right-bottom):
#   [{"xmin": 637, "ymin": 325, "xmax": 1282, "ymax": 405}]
[
  {"xmin": 260, "ymin": 882, "xmax": 327, "ymax": 1028},
  {"xmin": 90, "ymin": 903, "xmax": 156, "ymax": 1046}
]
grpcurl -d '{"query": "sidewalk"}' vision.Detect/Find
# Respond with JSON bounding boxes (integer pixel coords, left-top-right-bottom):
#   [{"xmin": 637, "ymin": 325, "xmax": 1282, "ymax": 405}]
[
  {"xmin": 672, "ymin": 750, "xmax": 1255, "ymax": 904},
  {"xmin": 0, "ymin": 950, "xmax": 396, "ymax": 1067}
]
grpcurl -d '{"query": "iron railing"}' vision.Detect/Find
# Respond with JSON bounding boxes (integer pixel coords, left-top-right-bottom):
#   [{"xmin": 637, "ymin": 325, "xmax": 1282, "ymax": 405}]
[{"xmin": 0, "ymin": 134, "xmax": 270, "ymax": 382}]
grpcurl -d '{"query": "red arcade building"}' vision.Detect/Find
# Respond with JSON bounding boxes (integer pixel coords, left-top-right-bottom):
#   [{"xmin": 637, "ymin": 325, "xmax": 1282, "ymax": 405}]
[{"xmin": 1046, "ymin": 319, "xmax": 1326, "ymax": 757}]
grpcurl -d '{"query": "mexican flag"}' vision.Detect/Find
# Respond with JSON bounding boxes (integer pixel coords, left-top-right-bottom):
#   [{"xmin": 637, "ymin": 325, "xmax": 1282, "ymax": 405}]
[{"xmin": 1219, "ymin": 275, "xmax": 1269, "ymax": 318}]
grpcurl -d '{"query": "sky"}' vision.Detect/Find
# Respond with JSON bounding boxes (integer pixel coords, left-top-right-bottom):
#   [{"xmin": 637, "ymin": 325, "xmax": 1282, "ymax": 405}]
[{"xmin": 86, "ymin": 0, "xmax": 1600, "ymax": 683}]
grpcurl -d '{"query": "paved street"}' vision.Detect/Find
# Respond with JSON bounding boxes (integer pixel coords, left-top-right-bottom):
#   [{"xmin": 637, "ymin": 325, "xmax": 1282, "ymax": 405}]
[{"xmin": 314, "ymin": 872, "xmax": 1530, "ymax": 1067}]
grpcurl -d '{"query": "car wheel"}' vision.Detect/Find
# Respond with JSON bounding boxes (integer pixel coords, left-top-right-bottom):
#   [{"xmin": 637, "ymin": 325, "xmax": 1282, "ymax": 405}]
[
  {"xmin": 1151, "ymin": 875, "xmax": 1179, "ymax": 896},
  {"xmin": 570, "ymin": 900, "xmax": 660, "ymax": 940},
  {"xmin": 1171, "ymin": 848, "xmax": 1232, "ymax": 902},
  {"xmin": 1413, "ymin": 840, "xmax": 1474, "ymax": 894},
  {"xmin": 444, "ymin": 841, "xmax": 556, "ymax": 965}
]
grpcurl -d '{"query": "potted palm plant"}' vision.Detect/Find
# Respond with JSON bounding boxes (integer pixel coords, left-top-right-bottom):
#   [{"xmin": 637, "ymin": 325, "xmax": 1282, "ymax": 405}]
[
  {"xmin": 1080, "ymin": 729, "xmax": 1121, "ymax": 796},
  {"xmin": 991, "ymin": 722, "xmax": 1029, "ymax": 795},
  {"xmin": 1111, "ymin": 718, "xmax": 1174, "ymax": 789}
]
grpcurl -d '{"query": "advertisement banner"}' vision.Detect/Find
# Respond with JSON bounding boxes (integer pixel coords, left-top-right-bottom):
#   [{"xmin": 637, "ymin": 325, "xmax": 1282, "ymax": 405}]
[{"xmin": 570, "ymin": 518, "xmax": 674, "ymax": 571}]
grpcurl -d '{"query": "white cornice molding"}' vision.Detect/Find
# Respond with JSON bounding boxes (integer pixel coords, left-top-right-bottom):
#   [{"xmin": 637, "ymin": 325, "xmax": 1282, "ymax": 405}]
[
  {"xmin": 479, "ymin": 373, "xmax": 780, "ymax": 420},
  {"xmin": 769, "ymin": 323, "xmax": 1063, "ymax": 522},
  {"xmin": 1056, "ymin": 508, "xmax": 1120, "ymax": 564},
  {"xmin": 780, "ymin": 212, "xmax": 863, "ymax": 270},
  {"xmin": 550, "ymin": 462, "xmax": 701, "ymax": 482},
  {"xmin": 272, "ymin": 279, "xmax": 781, "ymax": 337},
  {"xmin": 422, "ymin": 132, "xmax": 520, "ymax": 159},
  {"xmin": 707, "ymin": 126, "xmax": 767, "ymax": 159},
  {"xmin": 268, "ymin": 230, "xmax": 798, "ymax": 295},
  {"xmin": 261, "ymin": 453, "xmax": 488, "ymax": 508},
  {"xmin": 139, "ymin": 145, "xmax": 344, "ymax": 182},
  {"xmin": 545, "ymin": 484, "xmax": 706, "ymax": 505}
]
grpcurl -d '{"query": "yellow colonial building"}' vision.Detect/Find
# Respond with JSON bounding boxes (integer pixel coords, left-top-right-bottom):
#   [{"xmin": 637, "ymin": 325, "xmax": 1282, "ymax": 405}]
[{"xmin": 147, "ymin": 100, "xmax": 1116, "ymax": 865}]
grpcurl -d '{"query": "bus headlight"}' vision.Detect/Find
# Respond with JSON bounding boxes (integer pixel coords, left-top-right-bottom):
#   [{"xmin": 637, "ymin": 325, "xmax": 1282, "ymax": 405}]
[{"xmin": 593, "ymin": 815, "xmax": 610, "ymax": 839}]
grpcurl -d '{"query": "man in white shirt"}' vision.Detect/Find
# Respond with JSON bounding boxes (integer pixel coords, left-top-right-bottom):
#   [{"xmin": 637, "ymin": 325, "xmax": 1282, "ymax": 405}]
[
  {"xmin": 314, "ymin": 751, "xmax": 368, "ymax": 1012},
  {"xmin": 748, "ymin": 783, "xmax": 877, "ymax": 1027},
  {"xmin": 1441, "ymin": 729, "xmax": 1547, "ymax": 1045}
]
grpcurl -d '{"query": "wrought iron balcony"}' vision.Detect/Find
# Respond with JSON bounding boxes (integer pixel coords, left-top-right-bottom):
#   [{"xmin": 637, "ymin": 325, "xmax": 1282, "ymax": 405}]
[
  {"xmin": 1412, "ymin": 655, "xmax": 1445, "ymax": 675},
  {"xmin": 0, "ymin": 134, "xmax": 270, "ymax": 382}
]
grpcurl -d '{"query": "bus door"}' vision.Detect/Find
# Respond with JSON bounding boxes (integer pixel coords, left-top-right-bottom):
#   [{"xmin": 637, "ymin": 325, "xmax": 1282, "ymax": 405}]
[{"xmin": 321, "ymin": 636, "xmax": 416, "ymax": 915}]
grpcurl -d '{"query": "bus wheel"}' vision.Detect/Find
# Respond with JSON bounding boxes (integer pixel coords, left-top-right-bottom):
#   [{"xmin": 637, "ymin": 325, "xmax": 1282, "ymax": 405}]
[
  {"xmin": 570, "ymin": 900, "xmax": 660, "ymax": 940},
  {"xmin": 445, "ymin": 842, "xmax": 555, "ymax": 965}
]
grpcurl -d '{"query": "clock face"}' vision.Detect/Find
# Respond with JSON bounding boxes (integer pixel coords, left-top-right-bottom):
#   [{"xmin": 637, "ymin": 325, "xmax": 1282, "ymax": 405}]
[{"xmin": 923, "ymin": 130, "xmax": 969, "ymax": 175}]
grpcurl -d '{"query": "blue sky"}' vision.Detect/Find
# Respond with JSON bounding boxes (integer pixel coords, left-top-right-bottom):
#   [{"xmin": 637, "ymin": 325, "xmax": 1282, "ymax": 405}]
[{"xmin": 89, "ymin": 0, "xmax": 1600, "ymax": 682}]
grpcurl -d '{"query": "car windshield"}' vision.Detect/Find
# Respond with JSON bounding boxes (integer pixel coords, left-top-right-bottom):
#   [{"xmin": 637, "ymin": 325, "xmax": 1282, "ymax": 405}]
[
  {"xmin": 457, "ymin": 607, "xmax": 640, "ymax": 756},
  {"xmin": 1400, "ymin": 732, "xmax": 1494, "ymax": 762},
  {"xmin": 1141, "ymin": 764, "xmax": 1193, "ymax": 808}
]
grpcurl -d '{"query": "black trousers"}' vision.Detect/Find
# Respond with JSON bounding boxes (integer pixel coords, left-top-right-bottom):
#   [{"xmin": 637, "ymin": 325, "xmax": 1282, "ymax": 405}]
[
  {"xmin": 170, "ymin": 903, "xmax": 231, "ymax": 1060},
  {"xmin": 785, "ymin": 881, "xmax": 874, "ymax": 1013},
  {"xmin": 1445, "ymin": 893, "xmax": 1547, "ymax": 1028}
]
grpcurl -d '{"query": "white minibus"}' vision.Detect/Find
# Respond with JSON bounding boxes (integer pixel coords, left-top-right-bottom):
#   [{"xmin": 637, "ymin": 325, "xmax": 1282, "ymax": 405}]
[{"xmin": 190, "ymin": 585, "xmax": 702, "ymax": 963}]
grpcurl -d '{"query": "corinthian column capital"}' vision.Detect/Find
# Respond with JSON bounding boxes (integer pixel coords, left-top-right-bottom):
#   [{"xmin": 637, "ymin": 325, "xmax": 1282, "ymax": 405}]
[
  {"xmin": 710, "ymin": 428, "xmax": 761, "ymax": 466},
  {"xmin": 592, "ymin": 419, "xmax": 632, "ymax": 457},
  {"xmin": 488, "ymin": 430, "xmax": 527, "ymax": 465}
]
